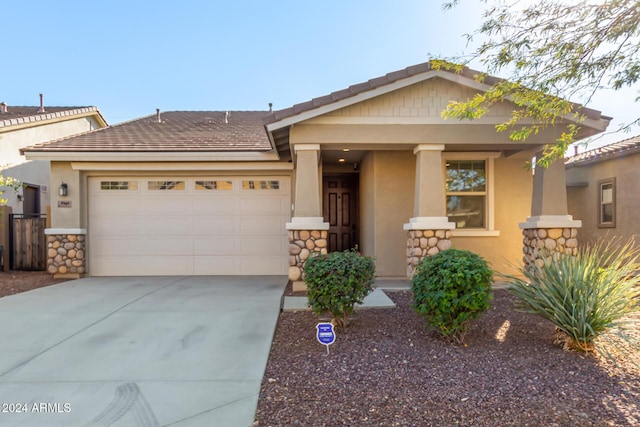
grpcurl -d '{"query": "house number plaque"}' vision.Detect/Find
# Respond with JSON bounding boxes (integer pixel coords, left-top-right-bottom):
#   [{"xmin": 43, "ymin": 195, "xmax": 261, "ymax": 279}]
[{"xmin": 58, "ymin": 200, "xmax": 72, "ymax": 208}]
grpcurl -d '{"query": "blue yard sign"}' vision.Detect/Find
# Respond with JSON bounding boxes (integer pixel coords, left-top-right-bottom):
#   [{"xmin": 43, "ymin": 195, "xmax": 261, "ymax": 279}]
[{"xmin": 316, "ymin": 322, "xmax": 336, "ymax": 355}]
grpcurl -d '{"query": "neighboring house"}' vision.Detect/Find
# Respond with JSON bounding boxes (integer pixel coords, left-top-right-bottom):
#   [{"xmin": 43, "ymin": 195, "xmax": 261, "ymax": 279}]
[
  {"xmin": 0, "ymin": 98, "xmax": 107, "ymax": 271},
  {"xmin": 0, "ymin": 99, "xmax": 108, "ymax": 215},
  {"xmin": 566, "ymin": 136, "xmax": 640, "ymax": 245},
  {"xmin": 21, "ymin": 63, "xmax": 610, "ymax": 281}
]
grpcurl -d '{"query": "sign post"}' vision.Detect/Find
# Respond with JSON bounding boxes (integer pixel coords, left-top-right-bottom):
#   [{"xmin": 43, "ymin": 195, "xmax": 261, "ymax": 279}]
[{"xmin": 316, "ymin": 322, "xmax": 336, "ymax": 355}]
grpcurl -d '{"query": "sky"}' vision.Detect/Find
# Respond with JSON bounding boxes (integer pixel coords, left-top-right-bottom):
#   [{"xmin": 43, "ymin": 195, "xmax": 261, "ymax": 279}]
[{"xmin": 3, "ymin": 0, "xmax": 638, "ymax": 152}]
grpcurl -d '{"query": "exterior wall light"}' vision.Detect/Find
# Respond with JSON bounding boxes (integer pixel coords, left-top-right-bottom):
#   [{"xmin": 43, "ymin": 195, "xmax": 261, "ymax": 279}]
[{"xmin": 59, "ymin": 182, "xmax": 68, "ymax": 197}]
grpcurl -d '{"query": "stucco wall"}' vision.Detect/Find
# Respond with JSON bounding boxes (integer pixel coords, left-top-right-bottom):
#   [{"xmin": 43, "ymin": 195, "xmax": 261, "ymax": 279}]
[
  {"xmin": 567, "ymin": 154, "xmax": 640, "ymax": 245},
  {"xmin": 451, "ymin": 157, "xmax": 532, "ymax": 276},
  {"xmin": 347, "ymin": 152, "xmax": 533, "ymax": 277},
  {"xmin": 324, "ymin": 77, "xmax": 515, "ymax": 120},
  {"xmin": 371, "ymin": 151, "xmax": 415, "ymax": 277},
  {"xmin": 49, "ymin": 162, "xmax": 82, "ymax": 229},
  {"xmin": 359, "ymin": 151, "xmax": 376, "ymax": 259},
  {"xmin": 0, "ymin": 116, "xmax": 101, "ymax": 214}
]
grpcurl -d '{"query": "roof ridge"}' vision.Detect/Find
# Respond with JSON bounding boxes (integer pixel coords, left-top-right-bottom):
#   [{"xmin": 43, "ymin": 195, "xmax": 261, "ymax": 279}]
[
  {"xmin": 0, "ymin": 106, "xmax": 100, "ymax": 128},
  {"xmin": 565, "ymin": 134, "xmax": 640, "ymax": 165}
]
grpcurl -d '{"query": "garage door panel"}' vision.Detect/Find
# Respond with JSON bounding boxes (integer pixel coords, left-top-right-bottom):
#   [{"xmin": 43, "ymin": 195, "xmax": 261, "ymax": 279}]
[
  {"xmin": 142, "ymin": 198, "xmax": 189, "ymax": 215},
  {"xmin": 239, "ymin": 197, "xmax": 288, "ymax": 215},
  {"xmin": 142, "ymin": 218, "xmax": 190, "ymax": 235},
  {"xmin": 192, "ymin": 257, "xmax": 241, "ymax": 275},
  {"xmin": 89, "ymin": 176, "xmax": 290, "ymax": 276},
  {"xmin": 239, "ymin": 217, "xmax": 285, "ymax": 235},
  {"xmin": 192, "ymin": 197, "xmax": 236, "ymax": 214},
  {"xmin": 193, "ymin": 238, "xmax": 237, "ymax": 256},
  {"xmin": 92, "ymin": 238, "xmax": 192, "ymax": 257},
  {"xmin": 90, "ymin": 197, "xmax": 143, "ymax": 216},
  {"xmin": 93, "ymin": 256, "xmax": 193, "ymax": 276},
  {"xmin": 239, "ymin": 256, "xmax": 287, "ymax": 275},
  {"xmin": 192, "ymin": 217, "xmax": 237, "ymax": 235},
  {"xmin": 237, "ymin": 238, "xmax": 286, "ymax": 255}
]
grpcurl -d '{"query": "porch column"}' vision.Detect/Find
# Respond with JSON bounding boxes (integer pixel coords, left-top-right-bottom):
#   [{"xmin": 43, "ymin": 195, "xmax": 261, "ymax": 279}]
[
  {"xmin": 519, "ymin": 153, "xmax": 581, "ymax": 268},
  {"xmin": 286, "ymin": 144, "xmax": 329, "ymax": 290},
  {"xmin": 403, "ymin": 144, "xmax": 455, "ymax": 278}
]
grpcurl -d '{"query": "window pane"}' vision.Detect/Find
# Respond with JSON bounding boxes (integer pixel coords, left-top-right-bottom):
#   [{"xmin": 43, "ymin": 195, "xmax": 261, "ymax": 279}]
[
  {"xmin": 195, "ymin": 180, "xmax": 233, "ymax": 190},
  {"xmin": 446, "ymin": 160, "xmax": 486, "ymax": 192},
  {"xmin": 602, "ymin": 203, "xmax": 613, "ymax": 223},
  {"xmin": 447, "ymin": 195, "xmax": 485, "ymax": 228},
  {"xmin": 242, "ymin": 180, "xmax": 280, "ymax": 190},
  {"xmin": 148, "ymin": 181, "xmax": 185, "ymax": 190},
  {"xmin": 601, "ymin": 184, "xmax": 613, "ymax": 204},
  {"xmin": 100, "ymin": 181, "xmax": 138, "ymax": 190}
]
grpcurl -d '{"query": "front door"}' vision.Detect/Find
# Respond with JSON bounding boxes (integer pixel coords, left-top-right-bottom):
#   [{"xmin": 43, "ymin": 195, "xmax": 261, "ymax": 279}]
[{"xmin": 323, "ymin": 174, "xmax": 358, "ymax": 252}]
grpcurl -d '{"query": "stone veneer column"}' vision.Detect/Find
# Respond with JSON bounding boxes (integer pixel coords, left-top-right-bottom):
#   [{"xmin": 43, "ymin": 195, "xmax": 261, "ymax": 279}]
[
  {"xmin": 522, "ymin": 227, "xmax": 578, "ymax": 268},
  {"xmin": 406, "ymin": 229, "xmax": 452, "ymax": 277},
  {"xmin": 287, "ymin": 144, "xmax": 330, "ymax": 291},
  {"xmin": 45, "ymin": 229, "xmax": 86, "ymax": 278},
  {"xmin": 520, "ymin": 153, "xmax": 581, "ymax": 269},
  {"xmin": 404, "ymin": 144, "xmax": 456, "ymax": 278},
  {"xmin": 288, "ymin": 230, "xmax": 328, "ymax": 286}
]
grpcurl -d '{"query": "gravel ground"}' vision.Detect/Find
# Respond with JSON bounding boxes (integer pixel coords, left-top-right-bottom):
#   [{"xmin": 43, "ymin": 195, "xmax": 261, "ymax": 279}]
[
  {"xmin": 255, "ymin": 290, "xmax": 640, "ymax": 427},
  {"xmin": 0, "ymin": 270, "xmax": 68, "ymax": 298}
]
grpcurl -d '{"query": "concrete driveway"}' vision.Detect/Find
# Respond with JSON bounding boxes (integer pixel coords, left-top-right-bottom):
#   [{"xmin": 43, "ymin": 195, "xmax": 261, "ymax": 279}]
[{"xmin": 0, "ymin": 276, "xmax": 286, "ymax": 427}]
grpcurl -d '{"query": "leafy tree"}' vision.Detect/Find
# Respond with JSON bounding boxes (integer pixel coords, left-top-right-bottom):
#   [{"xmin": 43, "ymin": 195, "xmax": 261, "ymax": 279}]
[
  {"xmin": 440, "ymin": 0, "xmax": 640, "ymax": 166},
  {"xmin": 0, "ymin": 174, "xmax": 20, "ymax": 206}
]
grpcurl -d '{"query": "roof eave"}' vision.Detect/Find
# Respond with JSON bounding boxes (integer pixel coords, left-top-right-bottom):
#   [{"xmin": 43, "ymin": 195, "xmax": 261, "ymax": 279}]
[{"xmin": 22, "ymin": 150, "xmax": 282, "ymax": 162}]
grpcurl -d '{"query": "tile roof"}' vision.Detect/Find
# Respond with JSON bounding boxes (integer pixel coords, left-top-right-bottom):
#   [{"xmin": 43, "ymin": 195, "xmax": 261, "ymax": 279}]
[
  {"xmin": 0, "ymin": 106, "xmax": 103, "ymax": 128},
  {"xmin": 565, "ymin": 135, "xmax": 640, "ymax": 167},
  {"xmin": 22, "ymin": 111, "xmax": 273, "ymax": 153},
  {"xmin": 263, "ymin": 61, "xmax": 610, "ymax": 126}
]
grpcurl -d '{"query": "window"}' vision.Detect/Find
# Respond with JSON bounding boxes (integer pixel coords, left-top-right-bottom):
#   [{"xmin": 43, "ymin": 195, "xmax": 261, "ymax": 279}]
[
  {"xmin": 101, "ymin": 181, "xmax": 138, "ymax": 191},
  {"xmin": 445, "ymin": 160, "xmax": 486, "ymax": 229},
  {"xmin": 148, "ymin": 181, "xmax": 185, "ymax": 190},
  {"xmin": 242, "ymin": 180, "xmax": 280, "ymax": 190},
  {"xmin": 598, "ymin": 178, "xmax": 615, "ymax": 228},
  {"xmin": 195, "ymin": 180, "xmax": 233, "ymax": 190}
]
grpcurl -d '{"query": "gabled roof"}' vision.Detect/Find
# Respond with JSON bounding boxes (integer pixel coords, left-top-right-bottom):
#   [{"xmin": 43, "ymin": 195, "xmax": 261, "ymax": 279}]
[
  {"xmin": 565, "ymin": 135, "xmax": 640, "ymax": 167},
  {"xmin": 263, "ymin": 61, "xmax": 611, "ymax": 129},
  {"xmin": 262, "ymin": 61, "xmax": 611, "ymax": 157},
  {"xmin": 0, "ymin": 106, "xmax": 107, "ymax": 129},
  {"xmin": 21, "ymin": 111, "xmax": 273, "ymax": 154}
]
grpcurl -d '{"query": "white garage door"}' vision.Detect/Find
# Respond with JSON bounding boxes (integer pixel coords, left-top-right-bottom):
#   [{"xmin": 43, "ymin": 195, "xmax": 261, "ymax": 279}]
[{"xmin": 88, "ymin": 176, "xmax": 290, "ymax": 276}]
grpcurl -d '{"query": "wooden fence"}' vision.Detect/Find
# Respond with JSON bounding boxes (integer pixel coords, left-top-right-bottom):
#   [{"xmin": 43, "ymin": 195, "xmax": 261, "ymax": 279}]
[{"xmin": 10, "ymin": 214, "xmax": 46, "ymax": 271}]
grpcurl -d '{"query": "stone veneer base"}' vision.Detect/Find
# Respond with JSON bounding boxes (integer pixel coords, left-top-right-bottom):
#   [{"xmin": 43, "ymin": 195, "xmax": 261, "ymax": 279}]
[
  {"xmin": 522, "ymin": 227, "xmax": 578, "ymax": 268},
  {"xmin": 288, "ymin": 230, "xmax": 328, "ymax": 284},
  {"xmin": 406, "ymin": 229, "xmax": 452, "ymax": 278},
  {"xmin": 47, "ymin": 234, "xmax": 86, "ymax": 278}
]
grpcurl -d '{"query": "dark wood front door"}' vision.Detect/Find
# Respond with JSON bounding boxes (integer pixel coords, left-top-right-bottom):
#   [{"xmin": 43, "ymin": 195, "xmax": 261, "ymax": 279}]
[{"xmin": 323, "ymin": 174, "xmax": 358, "ymax": 252}]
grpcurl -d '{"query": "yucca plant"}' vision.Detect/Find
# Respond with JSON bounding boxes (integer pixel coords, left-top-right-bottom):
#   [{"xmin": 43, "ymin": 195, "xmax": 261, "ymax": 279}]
[{"xmin": 508, "ymin": 239, "xmax": 640, "ymax": 360}]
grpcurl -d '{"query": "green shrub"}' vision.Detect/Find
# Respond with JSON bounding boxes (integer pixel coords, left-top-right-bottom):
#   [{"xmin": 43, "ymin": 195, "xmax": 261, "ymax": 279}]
[
  {"xmin": 411, "ymin": 249, "xmax": 493, "ymax": 344},
  {"xmin": 508, "ymin": 239, "xmax": 640, "ymax": 358},
  {"xmin": 304, "ymin": 248, "xmax": 375, "ymax": 327}
]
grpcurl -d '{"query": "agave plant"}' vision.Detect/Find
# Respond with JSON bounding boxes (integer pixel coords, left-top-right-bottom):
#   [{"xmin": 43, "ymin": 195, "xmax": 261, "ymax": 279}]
[{"xmin": 508, "ymin": 239, "xmax": 640, "ymax": 359}]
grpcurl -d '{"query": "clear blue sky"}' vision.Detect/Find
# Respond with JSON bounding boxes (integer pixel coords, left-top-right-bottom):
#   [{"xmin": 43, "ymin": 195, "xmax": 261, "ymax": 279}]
[{"xmin": 3, "ymin": 0, "xmax": 637, "ymax": 150}]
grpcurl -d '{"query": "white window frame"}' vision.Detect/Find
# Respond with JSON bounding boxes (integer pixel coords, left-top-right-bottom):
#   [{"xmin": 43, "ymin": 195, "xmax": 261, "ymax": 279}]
[{"xmin": 444, "ymin": 152, "xmax": 500, "ymax": 237}]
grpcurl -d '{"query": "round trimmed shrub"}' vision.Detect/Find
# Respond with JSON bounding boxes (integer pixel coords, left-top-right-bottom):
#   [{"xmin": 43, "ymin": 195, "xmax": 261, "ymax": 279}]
[
  {"xmin": 411, "ymin": 249, "xmax": 493, "ymax": 344},
  {"xmin": 304, "ymin": 248, "xmax": 375, "ymax": 327}
]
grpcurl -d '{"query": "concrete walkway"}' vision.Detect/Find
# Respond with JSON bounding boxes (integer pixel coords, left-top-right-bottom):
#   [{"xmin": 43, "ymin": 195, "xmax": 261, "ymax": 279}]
[{"xmin": 0, "ymin": 276, "xmax": 286, "ymax": 427}]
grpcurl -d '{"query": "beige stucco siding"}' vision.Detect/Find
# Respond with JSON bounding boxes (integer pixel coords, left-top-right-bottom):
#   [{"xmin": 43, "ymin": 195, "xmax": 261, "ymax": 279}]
[
  {"xmin": 371, "ymin": 151, "xmax": 415, "ymax": 277},
  {"xmin": 452, "ymin": 158, "xmax": 532, "ymax": 276},
  {"xmin": 358, "ymin": 153, "xmax": 530, "ymax": 277},
  {"xmin": 323, "ymin": 77, "xmax": 515, "ymax": 120},
  {"xmin": 567, "ymin": 154, "xmax": 640, "ymax": 244},
  {"xmin": 50, "ymin": 162, "xmax": 83, "ymax": 229},
  {"xmin": 359, "ymin": 151, "xmax": 376, "ymax": 259},
  {"xmin": 0, "ymin": 116, "xmax": 102, "ymax": 214}
]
